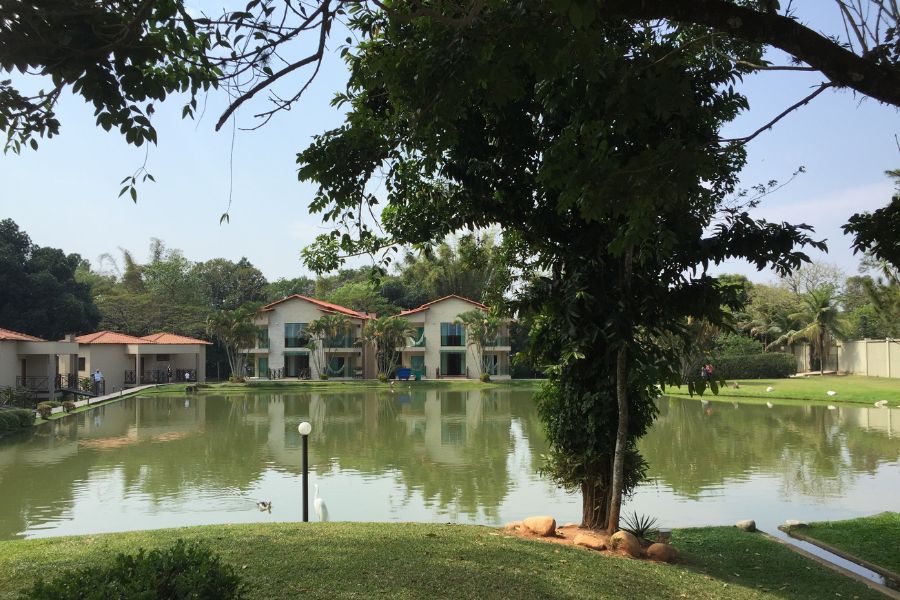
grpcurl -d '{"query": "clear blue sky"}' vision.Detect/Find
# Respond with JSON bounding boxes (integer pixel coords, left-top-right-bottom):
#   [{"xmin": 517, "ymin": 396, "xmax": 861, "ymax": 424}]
[{"xmin": 0, "ymin": 1, "xmax": 896, "ymax": 284}]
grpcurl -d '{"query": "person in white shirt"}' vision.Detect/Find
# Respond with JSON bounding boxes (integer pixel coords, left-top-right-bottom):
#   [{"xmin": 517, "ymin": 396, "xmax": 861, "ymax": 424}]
[{"xmin": 92, "ymin": 369, "xmax": 104, "ymax": 395}]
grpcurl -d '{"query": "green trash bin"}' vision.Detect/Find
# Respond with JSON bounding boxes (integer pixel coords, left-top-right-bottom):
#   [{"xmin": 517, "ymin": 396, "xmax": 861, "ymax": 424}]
[{"xmin": 414, "ymin": 371, "xmax": 422, "ymax": 381}]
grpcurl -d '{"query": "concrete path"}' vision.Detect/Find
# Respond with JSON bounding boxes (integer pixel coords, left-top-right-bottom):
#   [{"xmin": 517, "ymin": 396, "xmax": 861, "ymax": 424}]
[{"xmin": 83, "ymin": 384, "xmax": 158, "ymax": 406}]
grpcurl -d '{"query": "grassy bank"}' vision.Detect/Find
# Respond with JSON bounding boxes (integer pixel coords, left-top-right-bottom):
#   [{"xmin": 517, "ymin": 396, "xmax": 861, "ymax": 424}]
[
  {"xmin": 139, "ymin": 378, "xmax": 543, "ymax": 395},
  {"xmin": 793, "ymin": 512, "xmax": 900, "ymax": 576},
  {"xmin": 665, "ymin": 375, "xmax": 900, "ymax": 405},
  {"xmin": 0, "ymin": 523, "xmax": 884, "ymax": 600}
]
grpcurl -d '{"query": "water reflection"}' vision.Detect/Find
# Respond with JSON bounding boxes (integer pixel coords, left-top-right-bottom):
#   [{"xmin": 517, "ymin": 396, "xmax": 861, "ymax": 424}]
[{"xmin": 0, "ymin": 391, "xmax": 897, "ymax": 540}]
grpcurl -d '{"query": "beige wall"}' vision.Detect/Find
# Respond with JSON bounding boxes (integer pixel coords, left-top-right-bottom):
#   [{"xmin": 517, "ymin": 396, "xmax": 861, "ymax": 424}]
[
  {"xmin": 794, "ymin": 339, "xmax": 899, "ymax": 378},
  {"xmin": 253, "ymin": 298, "xmax": 368, "ymax": 379},
  {"xmin": 0, "ymin": 340, "xmax": 21, "ymax": 388},
  {"xmin": 400, "ymin": 298, "xmax": 511, "ymax": 380},
  {"xmin": 838, "ymin": 339, "xmax": 898, "ymax": 378}
]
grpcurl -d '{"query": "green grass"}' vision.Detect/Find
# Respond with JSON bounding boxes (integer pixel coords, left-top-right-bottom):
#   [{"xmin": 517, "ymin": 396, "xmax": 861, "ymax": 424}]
[
  {"xmin": 0, "ymin": 523, "xmax": 884, "ymax": 599},
  {"xmin": 665, "ymin": 375, "xmax": 900, "ymax": 405},
  {"xmin": 798, "ymin": 512, "xmax": 900, "ymax": 576},
  {"xmin": 139, "ymin": 379, "xmax": 543, "ymax": 395}
]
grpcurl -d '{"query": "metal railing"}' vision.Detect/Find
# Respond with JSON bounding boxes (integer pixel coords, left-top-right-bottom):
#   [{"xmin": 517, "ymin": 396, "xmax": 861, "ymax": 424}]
[
  {"xmin": 325, "ymin": 334, "xmax": 356, "ymax": 348},
  {"xmin": 0, "ymin": 384, "xmax": 37, "ymax": 409},
  {"xmin": 440, "ymin": 335, "xmax": 465, "ymax": 347},
  {"xmin": 15, "ymin": 376, "xmax": 50, "ymax": 392},
  {"xmin": 407, "ymin": 335, "xmax": 427, "ymax": 348},
  {"xmin": 486, "ymin": 363, "xmax": 510, "ymax": 376},
  {"xmin": 485, "ymin": 336, "xmax": 510, "ymax": 347}
]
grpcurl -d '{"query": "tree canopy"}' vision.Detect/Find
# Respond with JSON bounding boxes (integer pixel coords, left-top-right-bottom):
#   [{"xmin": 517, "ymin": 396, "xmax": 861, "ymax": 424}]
[{"xmin": 0, "ymin": 219, "xmax": 100, "ymax": 339}]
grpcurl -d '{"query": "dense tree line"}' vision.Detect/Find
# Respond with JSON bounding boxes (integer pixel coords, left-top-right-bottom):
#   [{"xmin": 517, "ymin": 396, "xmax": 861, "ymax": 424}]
[{"xmin": 0, "ymin": 219, "xmax": 99, "ymax": 340}]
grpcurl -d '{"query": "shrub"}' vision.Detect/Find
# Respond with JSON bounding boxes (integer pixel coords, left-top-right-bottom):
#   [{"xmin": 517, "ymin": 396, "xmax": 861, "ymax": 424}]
[
  {"xmin": 21, "ymin": 540, "xmax": 245, "ymax": 600},
  {"xmin": 35, "ymin": 401, "xmax": 62, "ymax": 419},
  {"xmin": 319, "ymin": 373, "xmax": 329, "ymax": 380},
  {"xmin": 62, "ymin": 401, "xmax": 76, "ymax": 413},
  {"xmin": 713, "ymin": 353, "xmax": 796, "ymax": 379},
  {"xmin": 479, "ymin": 373, "xmax": 491, "ymax": 383},
  {"xmin": 377, "ymin": 373, "xmax": 388, "ymax": 383},
  {"xmin": 620, "ymin": 511, "xmax": 659, "ymax": 540},
  {"xmin": 0, "ymin": 408, "xmax": 35, "ymax": 431}
]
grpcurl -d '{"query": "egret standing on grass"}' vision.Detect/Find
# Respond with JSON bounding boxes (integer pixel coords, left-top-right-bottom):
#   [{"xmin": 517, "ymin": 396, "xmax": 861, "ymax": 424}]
[{"xmin": 314, "ymin": 485, "xmax": 329, "ymax": 522}]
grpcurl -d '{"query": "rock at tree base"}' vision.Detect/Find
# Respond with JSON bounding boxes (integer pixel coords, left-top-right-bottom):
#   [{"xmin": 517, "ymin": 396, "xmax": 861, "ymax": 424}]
[
  {"xmin": 735, "ymin": 519, "xmax": 756, "ymax": 532},
  {"xmin": 646, "ymin": 543, "xmax": 677, "ymax": 563},
  {"xmin": 573, "ymin": 533, "xmax": 609, "ymax": 551},
  {"xmin": 522, "ymin": 516, "xmax": 557, "ymax": 537},
  {"xmin": 503, "ymin": 521, "xmax": 522, "ymax": 533},
  {"xmin": 610, "ymin": 531, "xmax": 642, "ymax": 557}
]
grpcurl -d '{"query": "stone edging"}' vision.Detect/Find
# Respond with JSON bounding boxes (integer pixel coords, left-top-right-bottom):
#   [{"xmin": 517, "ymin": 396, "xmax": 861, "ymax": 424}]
[
  {"xmin": 781, "ymin": 527, "xmax": 900, "ymax": 591},
  {"xmin": 762, "ymin": 529, "xmax": 900, "ymax": 599}
]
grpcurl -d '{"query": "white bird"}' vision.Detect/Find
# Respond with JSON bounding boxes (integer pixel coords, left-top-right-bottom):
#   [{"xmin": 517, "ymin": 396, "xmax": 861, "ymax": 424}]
[
  {"xmin": 766, "ymin": 402, "xmax": 774, "ymax": 408},
  {"xmin": 826, "ymin": 390, "xmax": 837, "ymax": 397},
  {"xmin": 827, "ymin": 405, "xmax": 837, "ymax": 410},
  {"xmin": 314, "ymin": 485, "xmax": 329, "ymax": 522},
  {"xmin": 256, "ymin": 500, "xmax": 272, "ymax": 512},
  {"xmin": 874, "ymin": 400, "xmax": 888, "ymax": 408},
  {"xmin": 766, "ymin": 386, "xmax": 774, "ymax": 393}
]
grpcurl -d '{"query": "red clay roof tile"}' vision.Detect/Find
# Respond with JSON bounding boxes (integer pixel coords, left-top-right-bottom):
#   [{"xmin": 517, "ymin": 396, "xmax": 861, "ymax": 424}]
[
  {"xmin": 260, "ymin": 295, "xmax": 371, "ymax": 319},
  {"xmin": 0, "ymin": 327, "xmax": 46, "ymax": 342},
  {"xmin": 399, "ymin": 295, "xmax": 488, "ymax": 316}
]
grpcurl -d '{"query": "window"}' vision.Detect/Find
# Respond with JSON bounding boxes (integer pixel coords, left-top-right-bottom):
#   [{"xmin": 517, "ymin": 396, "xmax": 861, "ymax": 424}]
[
  {"xmin": 78, "ymin": 356, "xmax": 86, "ymax": 371},
  {"xmin": 285, "ymin": 323, "xmax": 309, "ymax": 348},
  {"xmin": 257, "ymin": 327, "xmax": 269, "ymax": 349},
  {"xmin": 440, "ymin": 322, "xmax": 465, "ymax": 346}
]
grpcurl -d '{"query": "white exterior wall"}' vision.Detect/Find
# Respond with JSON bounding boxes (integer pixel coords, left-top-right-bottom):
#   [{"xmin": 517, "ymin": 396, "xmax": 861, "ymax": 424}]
[
  {"xmin": 0, "ymin": 340, "xmax": 20, "ymax": 388},
  {"xmin": 253, "ymin": 298, "xmax": 367, "ymax": 379},
  {"xmin": 401, "ymin": 298, "xmax": 511, "ymax": 380}
]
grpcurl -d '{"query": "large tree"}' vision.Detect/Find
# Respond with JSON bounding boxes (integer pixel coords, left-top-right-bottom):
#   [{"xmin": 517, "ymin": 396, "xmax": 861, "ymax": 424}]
[
  {"xmin": 295, "ymin": 3, "xmax": 823, "ymax": 531},
  {"xmin": 0, "ymin": 219, "xmax": 100, "ymax": 339}
]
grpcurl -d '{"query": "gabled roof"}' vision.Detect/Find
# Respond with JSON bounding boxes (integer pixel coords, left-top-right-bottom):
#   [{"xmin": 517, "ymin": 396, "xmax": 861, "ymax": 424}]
[
  {"xmin": 0, "ymin": 327, "xmax": 46, "ymax": 342},
  {"xmin": 400, "ymin": 295, "xmax": 488, "ymax": 316},
  {"xmin": 260, "ymin": 295, "xmax": 370, "ymax": 319},
  {"xmin": 141, "ymin": 332, "xmax": 212, "ymax": 345},
  {"xmin": 76, "ymin": 331, "xmax": 149, "ymax": 344}
]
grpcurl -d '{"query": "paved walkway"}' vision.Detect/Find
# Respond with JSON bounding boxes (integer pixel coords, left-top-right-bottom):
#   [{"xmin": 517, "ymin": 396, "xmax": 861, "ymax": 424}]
[{"xmin": 83, "ymin": 384, "xmax": 158, "ymax": 405}]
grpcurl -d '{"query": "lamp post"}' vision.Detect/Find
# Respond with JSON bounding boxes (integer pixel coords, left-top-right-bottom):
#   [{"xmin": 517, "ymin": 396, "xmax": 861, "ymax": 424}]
[{"xmin": 298, "ymin": 421, "xmax": 311, "ymax": 522}]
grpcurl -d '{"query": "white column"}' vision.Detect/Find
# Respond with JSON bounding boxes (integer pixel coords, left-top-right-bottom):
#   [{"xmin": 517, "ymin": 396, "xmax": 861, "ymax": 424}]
[{"xmin": 887, "ymin": 338, "xmax": 892, "ymax": 379}]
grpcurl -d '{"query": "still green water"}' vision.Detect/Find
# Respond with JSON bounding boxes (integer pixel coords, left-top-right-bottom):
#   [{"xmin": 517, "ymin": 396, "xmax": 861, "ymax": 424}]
[{"xmin": 0, "ymin": 388, "xmax": 897, "ymax": 540}]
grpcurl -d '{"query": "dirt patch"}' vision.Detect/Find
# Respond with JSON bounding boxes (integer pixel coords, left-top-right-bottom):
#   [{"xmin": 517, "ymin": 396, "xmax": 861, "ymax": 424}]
[{"xmin": 502, "ymin": 523, "xmax": 674, "ymax": 562}]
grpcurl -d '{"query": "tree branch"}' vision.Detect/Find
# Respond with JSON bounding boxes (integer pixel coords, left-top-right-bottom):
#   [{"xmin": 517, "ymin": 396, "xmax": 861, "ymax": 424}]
[
  {"xmin": 721, "ymin": 82, "xmax": 834, "ymax": 144},
  {"xmin": 598, "ymin": 0, "xmax": 900, "ymax": 107}
]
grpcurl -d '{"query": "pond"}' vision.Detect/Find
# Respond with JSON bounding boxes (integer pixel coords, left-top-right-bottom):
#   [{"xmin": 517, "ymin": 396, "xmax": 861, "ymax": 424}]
[{"xmin": 0, "ymin": 387, "xmax": 897, "ymax": 540}]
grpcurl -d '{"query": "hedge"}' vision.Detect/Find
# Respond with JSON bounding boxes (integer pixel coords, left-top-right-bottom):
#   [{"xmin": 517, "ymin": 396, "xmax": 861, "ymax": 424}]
[
  {"xmin": 0, "ymin": 408, "xmax": 36, "ymax": 431},
  {"xmin": 713, "ymin": 352, "xmax": 796, "ymax": 379}
]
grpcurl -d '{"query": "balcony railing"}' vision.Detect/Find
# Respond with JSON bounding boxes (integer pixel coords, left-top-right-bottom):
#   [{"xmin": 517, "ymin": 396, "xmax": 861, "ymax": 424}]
[
  {"xmin": 407, "ymin": 335, "xmax": 427, "ymax": 348},
  {"xmin": 285, "ymin": 336, "xmax": 311, "ymax": 348},
  {"xmin": 440, "ymin": 335, "xmax": 465, "ymax": 347},
  {"xmin": 15, "ymin": 376, "xmax": 49, "ymax": 392},
  {"xmin": 325, "ymin": 334, "xmax": 356, "ymax": 348},
  {"xmin": 485, "ymin": 336, "xmax": 510, "ymax": 347},
  {"xmin": 257, "ymin": 338, "xmax": 270, "ymax": 349}
]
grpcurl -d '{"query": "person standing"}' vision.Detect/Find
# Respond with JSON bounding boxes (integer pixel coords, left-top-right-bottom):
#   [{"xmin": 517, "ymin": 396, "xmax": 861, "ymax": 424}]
[{"xmin": 93, "ymin": 369, "xmax": 104, "ymax": 395}]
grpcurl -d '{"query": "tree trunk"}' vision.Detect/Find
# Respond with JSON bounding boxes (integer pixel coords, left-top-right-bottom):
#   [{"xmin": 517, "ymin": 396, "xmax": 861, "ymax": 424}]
[
  {"xmin": 607, "ymin": 248, "xmax": 633, "ymax": 535},
  {"xmin": 581, "ymin": 480, "xmax": 611, "ymax": 530},
  {"xmin": 607, "ymin": 344, "xmax": 629, "ymax": 534}
]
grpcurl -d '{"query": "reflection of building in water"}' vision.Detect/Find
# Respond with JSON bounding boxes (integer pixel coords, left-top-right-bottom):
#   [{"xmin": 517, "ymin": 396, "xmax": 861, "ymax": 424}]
[{"xmin": 838, "ymin": 406, "xmax": 898, "ymax": 437}]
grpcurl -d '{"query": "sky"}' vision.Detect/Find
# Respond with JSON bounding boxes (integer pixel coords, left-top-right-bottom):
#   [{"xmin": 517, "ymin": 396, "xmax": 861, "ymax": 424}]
[{"xmin": 0, "ymin": 1, "xmax": 897, "ymax": 286}]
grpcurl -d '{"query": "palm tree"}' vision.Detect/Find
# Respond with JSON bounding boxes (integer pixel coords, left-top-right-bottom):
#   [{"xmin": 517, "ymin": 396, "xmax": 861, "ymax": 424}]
[
  {"xmin": 788, "ymin": 286, "xmax": 850, "ymax": 374},
  {"xmin": 308, "ymin": 314, "xmax": 353, "ymax": 377},
  {"xmin": 456, "ymin": 309, "xmax": 501, "ymax": 379},
  {"xmin": 206, "ymin": 304, "xmax": 259, "ymax": 380},
  {"xmin": 358, "ymin": 315, "xmax": 415, "ymax": 378}
]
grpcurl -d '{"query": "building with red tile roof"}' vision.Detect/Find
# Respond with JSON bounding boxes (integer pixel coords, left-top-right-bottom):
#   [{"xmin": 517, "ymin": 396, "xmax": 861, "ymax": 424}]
[
  {"xmin": 67, "ymin": 330, "xmax": 208, "ymax": 391},
  {"xmin": 249, "ymin": 295, "xmax": 375, "ymax": 380},
  {"xmin": 398, "ymin": 295, "xmax": 510, "ymax": 380},
  {"xmin": 0, "ymin": 327, "xmax": 78, "ymax": 397}
]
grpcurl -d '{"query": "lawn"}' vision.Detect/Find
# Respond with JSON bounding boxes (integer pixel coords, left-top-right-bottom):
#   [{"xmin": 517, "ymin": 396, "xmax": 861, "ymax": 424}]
[
  {"xmin": 0, "ymin": 523, "xmax": 884, "ymax": 600},
  {"xmin": 665, "ymin": 375, "xmax": 900, "ymax": 405},
  {"xmin": 791, "ymin": 512, "xmax": 900, "ymax": 577}
]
